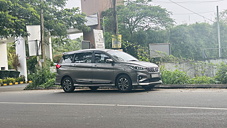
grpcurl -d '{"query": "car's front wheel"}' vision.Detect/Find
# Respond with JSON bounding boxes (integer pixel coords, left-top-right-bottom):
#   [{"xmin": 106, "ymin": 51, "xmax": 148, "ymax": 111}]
[
  {"xmin": 116, "ymin": 75, "xmax": 132, "ymax": 92},
  {"xmin": 62, "ymin": 77, "xmax": 75, "ymax": 93}
]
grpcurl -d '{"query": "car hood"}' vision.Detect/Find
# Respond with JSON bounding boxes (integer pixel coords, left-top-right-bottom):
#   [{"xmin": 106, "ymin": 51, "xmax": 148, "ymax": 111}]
[{"xmin": 125, "ymin": 61, "xmax": 158, "ymax": 67}]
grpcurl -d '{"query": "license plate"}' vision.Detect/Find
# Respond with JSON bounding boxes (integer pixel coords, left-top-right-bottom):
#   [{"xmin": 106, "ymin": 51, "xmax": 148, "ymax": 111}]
[{"xmin": 151, "ymin": 74, "xmax": 159, "ymax": 78}]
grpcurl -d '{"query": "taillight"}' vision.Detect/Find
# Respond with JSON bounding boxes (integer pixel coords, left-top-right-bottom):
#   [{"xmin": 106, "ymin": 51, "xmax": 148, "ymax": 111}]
[{"xmin": 56, "ymin": 64, "xmax": 61, "ymax": 69}]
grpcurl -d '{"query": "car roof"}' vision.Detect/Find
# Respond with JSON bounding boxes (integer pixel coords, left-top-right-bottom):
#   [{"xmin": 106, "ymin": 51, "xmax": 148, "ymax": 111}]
[{"xmin": 62, "ymin": 49, "xmax": 118, "ymax": 55}]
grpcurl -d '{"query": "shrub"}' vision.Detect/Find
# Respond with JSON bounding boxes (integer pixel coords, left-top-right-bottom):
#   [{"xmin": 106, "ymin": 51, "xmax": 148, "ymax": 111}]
[
  {"xmin": 0, "ymin": 79, "xmax": 2, "ymax": 85},
  {"xmin": 16, "ymin": 76, "xmax": 25, "ymax": 82},
  {"xmin": 25, "ymin": 61, "xmax": 56, "ymax": 90},
  {"xmin": 9, "ymin": 71, "xmax": 20, "ymax": 78},
  {"xmin": 27, "ymin": 56, "xmax": 38, "ymax": 73},
  {"xmin": 189, "ymin": 76, "xmax": 216, "ymax": 84},
  {"xmin": 215, "ymin": 63, "xmax": 227, "ymax": 84},
  {"xmin": 53, "ymin": 54, "xmax": 62, "ymax": 63},
  {"xmin": 161, "ymin": 68, "xmax": 190, "ymax": 84},
  {"xmin": 0, "ymin": 71, "xmax": 10, "ymax": 79},
  {"xmin": 3, "ymin": 78, "xmax": 16, "ymax": 84},
  {"xmin": 39, "ymin": 78, "xmax": 58, "ymax": 89}
]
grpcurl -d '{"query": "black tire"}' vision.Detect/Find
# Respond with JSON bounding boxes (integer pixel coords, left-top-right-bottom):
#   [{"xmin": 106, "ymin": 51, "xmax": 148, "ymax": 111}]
[
  {"xmin": 62, "ymin": 77, "xmax": 75, "ymax": 93},
  {"xmin": 143, "ymin": 85, "xmax": 155, "ymax": 91},
  {"xmin": 116, "ymin": 75, "xmax": 132, "ymax": 92},
  {"xmin": 89, "ymin": 86, "xmax": 99, "ymax": 91}
]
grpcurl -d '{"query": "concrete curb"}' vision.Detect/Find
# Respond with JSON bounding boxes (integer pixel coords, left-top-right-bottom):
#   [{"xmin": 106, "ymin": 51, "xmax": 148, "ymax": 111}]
[
  {"xmin": 0, "ymin": 81, "xmax": 32, "ymax": 86},
  {"xmin": 1, "ymin": 83, "xmax": 227, "ymax": 90},
  {"xmin": 155, "ymin": 84, "xmax": 227, "ymax": 89}
]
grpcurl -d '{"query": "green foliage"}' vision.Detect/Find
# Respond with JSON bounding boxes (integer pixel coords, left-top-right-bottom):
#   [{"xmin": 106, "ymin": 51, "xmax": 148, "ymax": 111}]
[
  {"xmin": 161, "ymin": 68, "xmax": 217, "ymax": 85},
  {"xmin": 15, "ymin": 76, "xmax": 25, "ymax": 82},
  {"xmin": 3, "ymin": 78, "xmax": 16, "ymax": 84},
  {"xmin": 102, "ymin": 0, "xmax": 174, "ymax": 56},
  {"xmin": 27, "ymin": 56, "xmax": 38, "ymax": 73},
  {"xmin": 7, "ymin": 42, "xmax": 16, "ymax": 69},
  {"xmin": 52, "ymin": 37, "xmax": 81, "ymax": 63},
  {"xmin": 220, "ymin": 10, "xmax": 227, "ymax": 24},
  {"xmin": 150, "ymin": 52, "xmax": 191, "ymax": 64},
  {"xmin": 168, "ymin": 22, "xmax": 227, "ymax": 60},
  {"xmin": 52, "ymin": 37, "xmax": 81, "ymax": 54},
  {"xmin": 39, "ymin": 78, "xmax": 58, "ymax": 89},
  {"xmin": 0, "ymin": 0, "xmax": 88, "ymax": 38},
  {"xmin": 0, "ymin": 79, "xmax": 2, "ymax": 85},
  {"xmin": 161, "ymin": 68, "xmax": 190, "ymax": 84},
  {"xmin": 53, "ymin": 54, "xmax": 62, "ymax": 63},
  {"xmin": 137, "ymin": 45, "xmax": 150, "ymax": 62},
  {"xmin": 25, "ymin": 62, "xmax": 56, "ymax": 90},
  {"xmin": 189, "ymin": 76, "xmax": 216, "ymax": 84},
  {"xmin": 117, "ymin": 1, "xmax": 174, "ymax": 34},
  {"xmin": 0, "ymin": 0, "xmax": 38, "ymax": 37},
  {"xmin": 215, "ymin": 63, "xmax": 227, "ymax": 84}
]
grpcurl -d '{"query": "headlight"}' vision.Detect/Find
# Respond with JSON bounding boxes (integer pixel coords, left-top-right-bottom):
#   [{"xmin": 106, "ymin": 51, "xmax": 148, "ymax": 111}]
[{"xmin": 130, "ymin": 66, "xmax": 145, "ymax": 71}]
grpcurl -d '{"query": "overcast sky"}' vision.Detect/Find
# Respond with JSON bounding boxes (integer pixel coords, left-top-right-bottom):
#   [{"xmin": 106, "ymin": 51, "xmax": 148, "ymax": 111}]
[{"xmin": 66, "ymin": 0, "xmax": 227, "ymax": 25}]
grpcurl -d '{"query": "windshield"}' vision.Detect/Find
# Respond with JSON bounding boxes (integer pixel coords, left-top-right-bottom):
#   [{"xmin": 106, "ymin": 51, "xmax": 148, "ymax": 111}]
[{"xmin": 107, "ymin": 50, "xmax": 138, "ymax": 62}]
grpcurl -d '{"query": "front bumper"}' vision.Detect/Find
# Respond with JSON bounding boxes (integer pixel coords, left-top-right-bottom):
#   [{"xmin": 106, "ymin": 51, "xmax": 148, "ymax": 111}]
[
  {"xmin": 132, "ymin": 72, "xmax": 162, "ymax": 86},
  {"xmin": 138, "ymin": 80, "xmax": 162, "ymax": 86}
]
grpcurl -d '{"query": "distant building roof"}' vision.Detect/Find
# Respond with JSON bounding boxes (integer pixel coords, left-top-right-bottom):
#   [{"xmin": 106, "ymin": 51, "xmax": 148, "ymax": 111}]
[{"xmin": 67, "ymin": 13, "xmax": 98, "ymax": 34}]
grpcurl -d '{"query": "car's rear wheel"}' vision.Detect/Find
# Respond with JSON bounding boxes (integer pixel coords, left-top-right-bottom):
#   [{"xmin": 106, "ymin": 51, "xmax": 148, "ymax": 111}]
[
  {"xmin": 62, "ymin": 77, "xmax": 75, "ymax": 93},
  {"xmin": 89, "ymin": 86, "xmax": 99, "ymax": 91},
  {"xmin": 116, "ymin": 75, "xmax": 132, "ymax": 92}
]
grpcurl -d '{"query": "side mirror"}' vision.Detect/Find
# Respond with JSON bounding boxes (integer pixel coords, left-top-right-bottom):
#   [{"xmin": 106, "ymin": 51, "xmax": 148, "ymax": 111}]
[{"xmin": 106, "ymin": 59, "xmax": 114, "ymax": 63}]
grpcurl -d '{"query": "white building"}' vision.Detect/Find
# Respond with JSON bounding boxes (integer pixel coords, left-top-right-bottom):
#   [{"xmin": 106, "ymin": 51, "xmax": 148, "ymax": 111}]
[{"xmin": 0, "ymin": 37, "xmax": 14, "ymax": 70}]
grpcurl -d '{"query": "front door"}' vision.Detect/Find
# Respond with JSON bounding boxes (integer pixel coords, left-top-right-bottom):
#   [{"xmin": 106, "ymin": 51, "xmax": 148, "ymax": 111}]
[{"xmin": 91, "ymin": 52, "xmax": 115, "ymax": 84}]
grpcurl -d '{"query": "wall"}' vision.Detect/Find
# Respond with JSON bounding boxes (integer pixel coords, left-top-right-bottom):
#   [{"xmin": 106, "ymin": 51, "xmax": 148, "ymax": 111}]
[
  {"xmin": 161, "ymin": 58, "xmax": 227, "ymax": 78},
  {"xmin": 0, "ymin": 43, "xmax": 8, "ymax": 70}
]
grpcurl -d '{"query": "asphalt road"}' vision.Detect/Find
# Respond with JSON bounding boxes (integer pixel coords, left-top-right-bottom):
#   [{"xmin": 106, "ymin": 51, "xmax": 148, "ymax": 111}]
[{"xmin": 1, "ymin": 86, "xmax": 227, "ymax": 128}]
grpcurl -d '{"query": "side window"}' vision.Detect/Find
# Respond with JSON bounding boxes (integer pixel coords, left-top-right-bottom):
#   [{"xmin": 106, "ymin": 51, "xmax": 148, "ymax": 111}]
[
  {"xmin": 74, "ymin": 52, "xmax": 92, "ymax": 63},
  {"xmin": 94, "ymin": 53, "xmax": 111, "ymax": 63},
  {"xmin": 62, "ymin": 54, "xmax": 74, "ymax": 63}
]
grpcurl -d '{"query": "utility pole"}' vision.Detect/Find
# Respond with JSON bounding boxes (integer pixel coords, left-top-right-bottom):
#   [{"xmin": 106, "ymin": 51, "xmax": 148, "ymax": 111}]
[
  {"xmin": 112, "ymin": 0, "xmax": 122, "ymax": 49},
  {"xmin": 113, "ymin": 0, "xmax": 118, "ymax": 35},
  {"xmin": 40, "ymin": 0, "xmax": 45, "ymax": 66},
  {"xmin": 217, "ymin": 6, "xmax": 221, "ymax": 58}
]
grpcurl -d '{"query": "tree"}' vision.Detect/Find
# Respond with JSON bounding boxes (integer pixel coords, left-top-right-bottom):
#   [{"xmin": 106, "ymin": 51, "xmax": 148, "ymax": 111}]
[
  {"xmin": 102, "ymin": 0, "xmax": 174, "ymax": 58},
  {"xmin": 52, "ymin": 37, "xmax": 82, "ymax": 63},
  {"xmin": 220, "ymin": 10, "xmax": 227, "ymax": 24},
  {"xmin": 102, "ymin": 0, "xmax": 173, "ymax": 35},
  {"xmin": 0, "ymin": 0, "xmax": 88, "ymax": 38},
  {"xmin": 169, "ymin": 23, "xmax": 216, "ymax": 60},
  {"xmin": 0, "ymin": 0, "xmax": 38, "ymax": 37}
]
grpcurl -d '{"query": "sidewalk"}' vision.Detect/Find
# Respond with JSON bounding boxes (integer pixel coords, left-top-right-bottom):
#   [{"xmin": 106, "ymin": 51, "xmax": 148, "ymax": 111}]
[{"xmin": 0, "ymin": 84, "xmax": 27, "ymax": 92}]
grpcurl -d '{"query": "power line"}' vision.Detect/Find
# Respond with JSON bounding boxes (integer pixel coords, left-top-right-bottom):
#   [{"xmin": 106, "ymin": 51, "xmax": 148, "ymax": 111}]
[
  {"xmin": 174, "ymin": 11, "xmax": 215, "ymax": 15},
  {"xmin": 154, "ymin": 0, "xmax": 224, "ymax": 4},
  {"xmin": 168, "ymin": 0, "xmax": 214, "ymax": 22}
]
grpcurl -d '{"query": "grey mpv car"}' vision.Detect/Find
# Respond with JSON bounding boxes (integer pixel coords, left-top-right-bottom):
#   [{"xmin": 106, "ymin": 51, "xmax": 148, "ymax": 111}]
[{"xmin": 55, "ymin": 49, "xmax": 162, "ymax": 92}]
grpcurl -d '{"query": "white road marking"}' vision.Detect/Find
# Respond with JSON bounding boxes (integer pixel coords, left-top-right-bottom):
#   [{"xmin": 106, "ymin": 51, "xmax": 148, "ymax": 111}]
[{"xmin": 0, "ymin": 102, "xmax": 227, "ymax": 111}]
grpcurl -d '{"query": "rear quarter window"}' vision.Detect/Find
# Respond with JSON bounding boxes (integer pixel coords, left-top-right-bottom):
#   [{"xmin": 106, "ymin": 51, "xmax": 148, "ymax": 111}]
[
  {"xmin": 74, "ymin": 52, "xmax": 92, "ymax": 63},
  {"xmin": 61, "ymin": 54, "xmax": 74, "ymax": 63}
]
